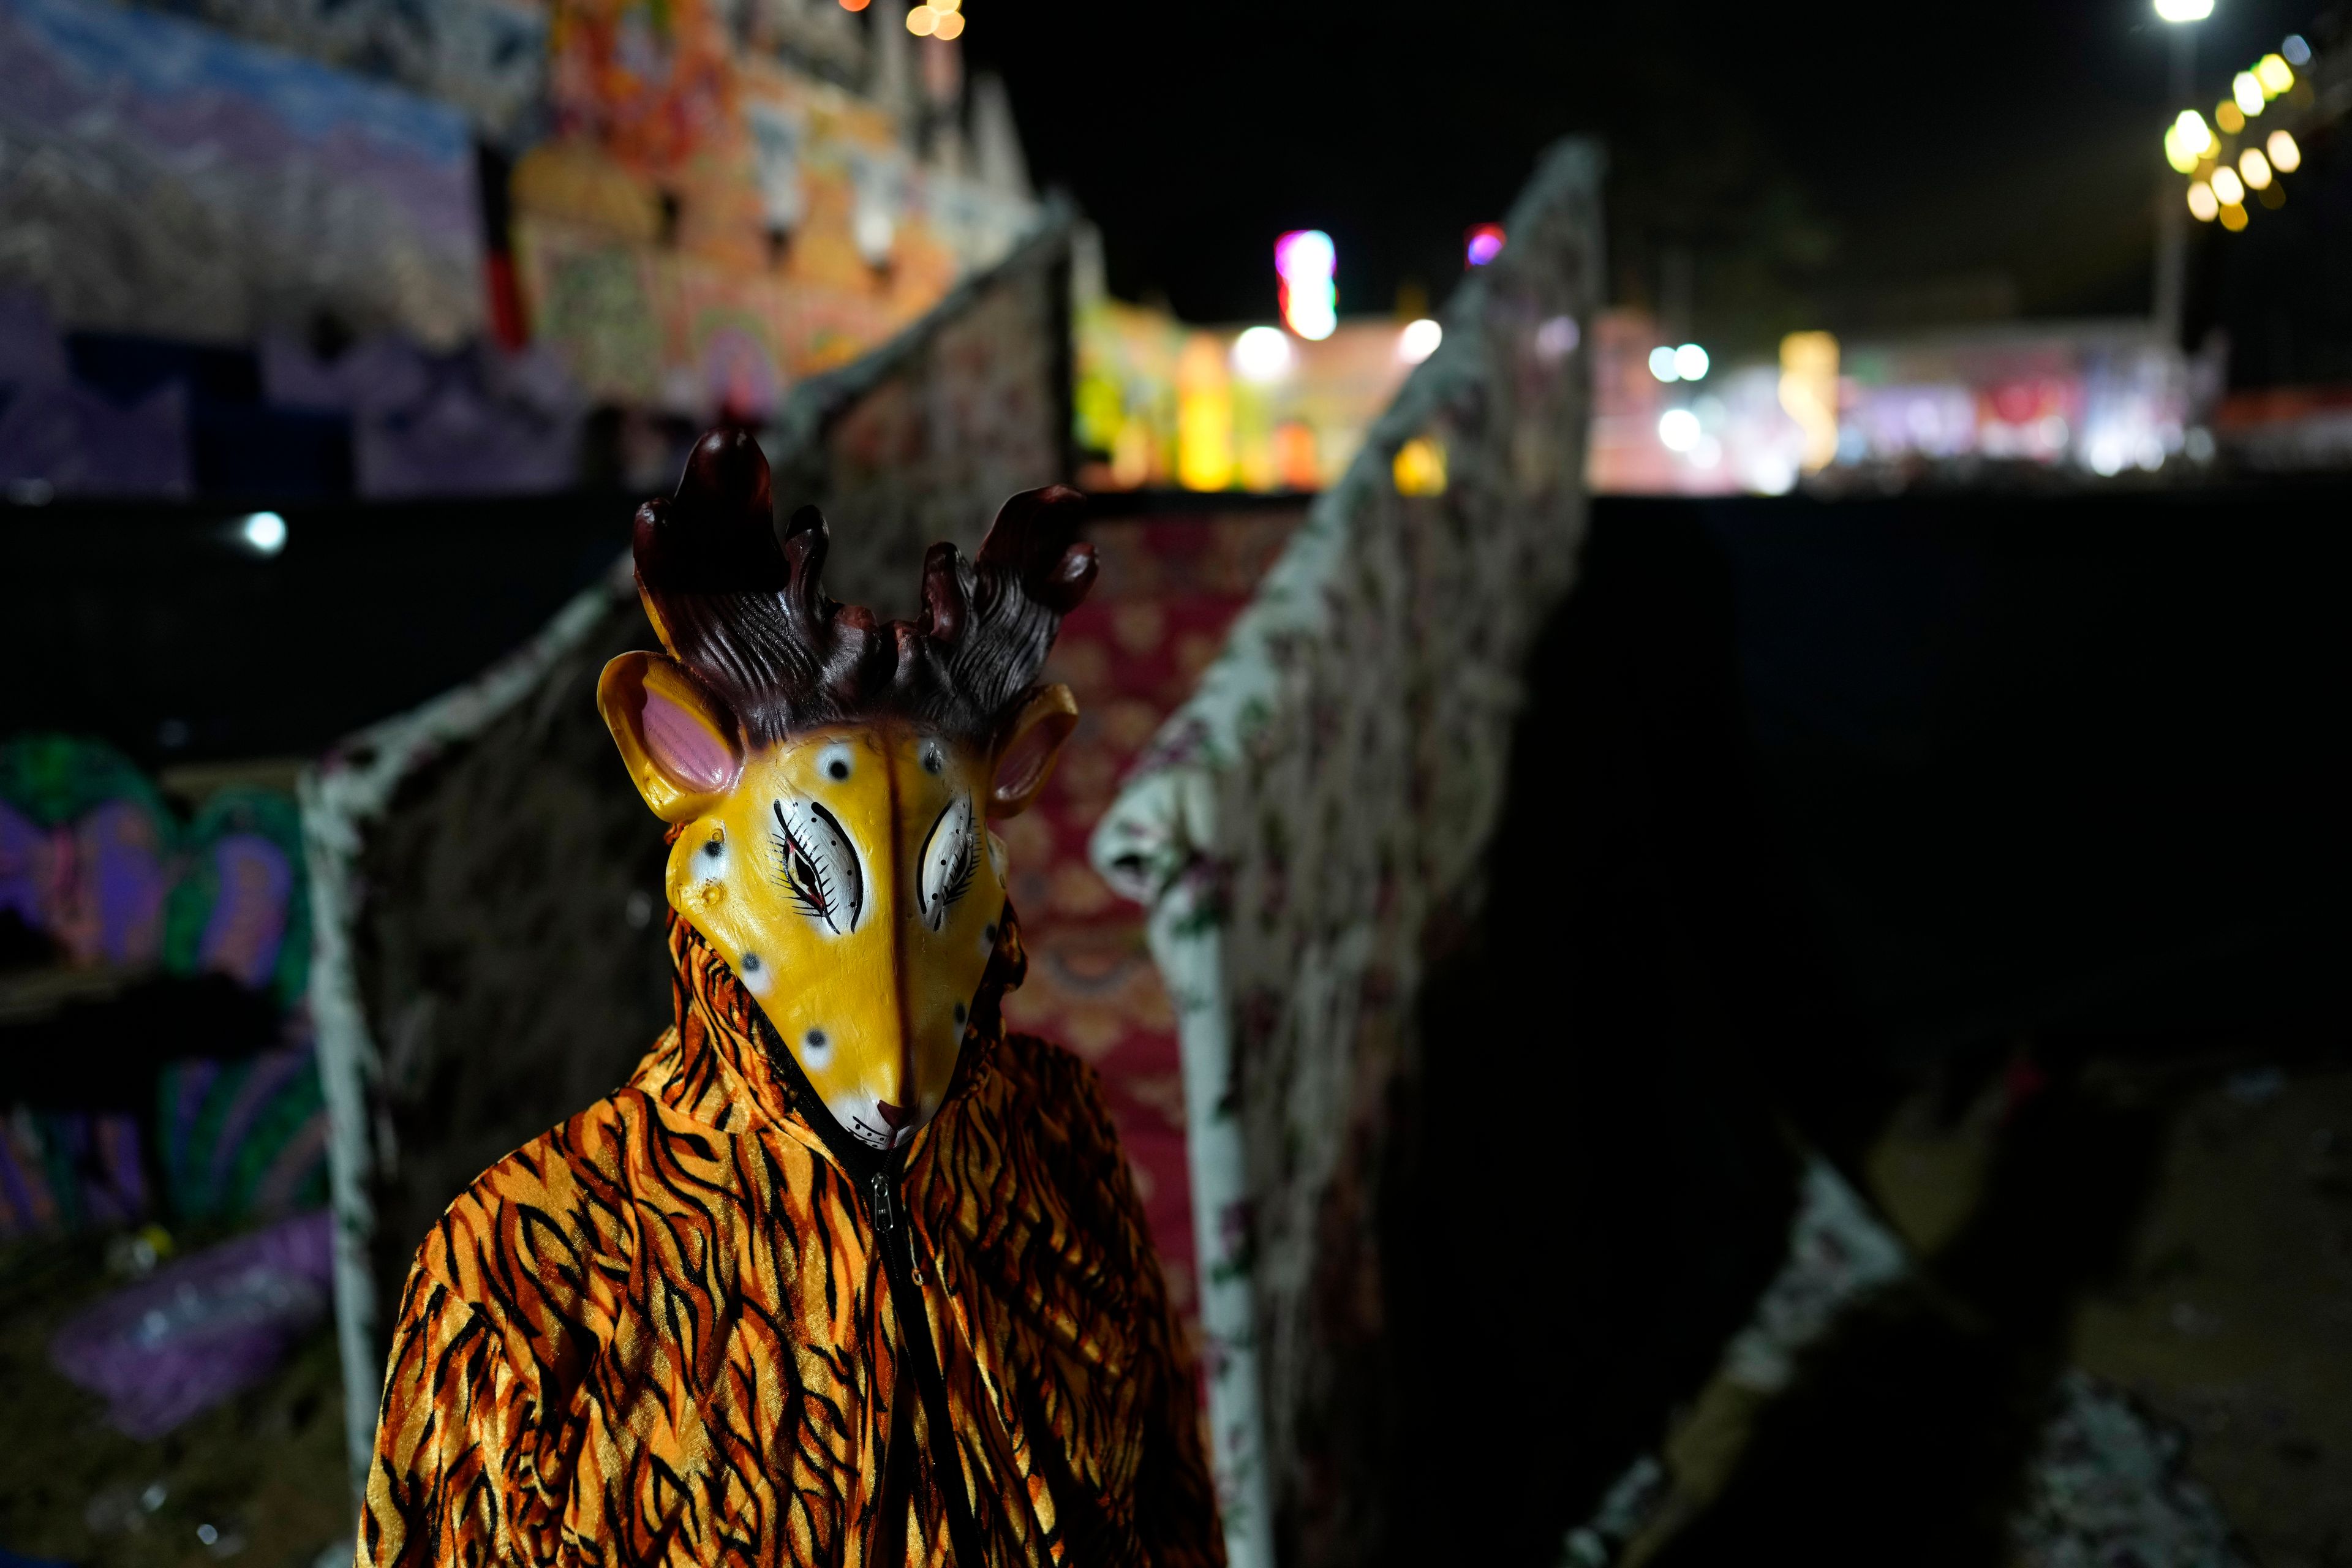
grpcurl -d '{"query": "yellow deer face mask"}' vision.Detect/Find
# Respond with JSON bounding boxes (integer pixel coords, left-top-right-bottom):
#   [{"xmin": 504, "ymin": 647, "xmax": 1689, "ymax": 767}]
[{"xmin": 597, "ymin": 432, "xmax": 1090, "ymax": 1152}]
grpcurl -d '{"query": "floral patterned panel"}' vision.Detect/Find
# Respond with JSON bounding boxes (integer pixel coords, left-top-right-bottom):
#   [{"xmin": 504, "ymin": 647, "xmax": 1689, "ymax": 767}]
[
  {"xmin": 1090, "ymin": 140, "xmax": 1605, "ymax": 1568},
  {"xmin": 999, "ymin": 511, "xmax": 1303, "ymax": 1317}
]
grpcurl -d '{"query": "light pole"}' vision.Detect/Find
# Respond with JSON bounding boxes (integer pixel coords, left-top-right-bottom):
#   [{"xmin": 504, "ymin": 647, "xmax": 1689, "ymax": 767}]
[{"xmin": 2153, "ymin": 0, "xmax": 2212, "ymax": 345}]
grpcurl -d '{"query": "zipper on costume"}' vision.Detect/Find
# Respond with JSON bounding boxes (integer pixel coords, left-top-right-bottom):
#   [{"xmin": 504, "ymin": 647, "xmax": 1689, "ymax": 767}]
[{"xmin": 867, "ymin": 1164, "xmax": 985, "ymax": 1564}]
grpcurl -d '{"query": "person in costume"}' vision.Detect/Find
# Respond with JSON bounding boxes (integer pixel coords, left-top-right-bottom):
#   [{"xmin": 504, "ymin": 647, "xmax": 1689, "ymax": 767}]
[{"xmin": 359, "ymin": 430, "xmax": 1223, "ymax": 1567}]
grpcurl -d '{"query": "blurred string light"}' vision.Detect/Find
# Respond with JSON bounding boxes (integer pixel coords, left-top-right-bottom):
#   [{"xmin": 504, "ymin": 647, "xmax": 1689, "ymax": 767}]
[
  {"xmin": 839, "ymin": 0, "xmax": 869, "ymax": 9},
  {"xmin": 1231, "ymin": 325, "xmax": 1294, "ymax": 383},
  {"xmin": 1275, "ymin": 229, "xmax": 1337, "ymax": 341},
  {"xmin": 2154, "ymin": 0, "xmax": 2212, "ymax": 19},
  {"xmin": 2167, "ymin": 36, "xmax": 2317, "ymax": 235},
  {"xmin": 906, "ymin": 0, "xmax": 963, "ymax": 38},
  {"xmin": 1464, "ymin": 223, "xmax": 1506, "ymax": 268},
  {"xmin": 2163, "ymin": 109, "xmax": 2213, "ymax": 173},
  {"xmin": 1647, "ymin": 345, "xmax": 1679, "ymax": 382},
  {"xmin": 1397, "ymin": 317, "xmax": 1442, "ymax": 364}
]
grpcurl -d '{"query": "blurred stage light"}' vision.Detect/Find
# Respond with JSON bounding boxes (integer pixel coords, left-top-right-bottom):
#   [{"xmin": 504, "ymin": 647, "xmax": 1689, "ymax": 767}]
[
  {"xmin": 906, "ymin": 4, "xmax": 935, "ymax": 33},
  {"xmin": 2154, "ymin": 0, "xmax": 2212, "ymax": 19},
  {"xmin": 839, "ymin": 0, "xmax": 870, "ymax": 9},
  {"xmin": 1534, "ymin": 315, "xmax": 1580, "ymax": 361},
  {"xmin": 1464, "ymin": 224, "xmax": 1506, "ymax": 267},
  {"xmin": 2211, "ymin": 165, "xmax": 2245, "ymax": 205},
  {"xmin": 2220, "ymin": 201, "xmax": 2249, "ymax": 231},
  {"xmin": 2240, "ymin": 147, "xmax": 2273, "ymax": 188},
  {"xmin": 239, "ymin": 510, "xmax": 287, "ymax": 556},
  {"xmin": 1232, "ymin": 325, "xmax": 1294, "ymax": 382},
  {"xmin": 1398, "ymin": 317, "xmax": 1443, "ymax": 364},
  {"xmin": 2257, "ymin": 53, "xmax": 2294, "ymax": 94},
  {"xmin": 2268, "ymin": 128, "xmax": 2302, "ymax": 170},
  {"xmin": 2234, "ymin": 73, "xmax": 2266, "ymax": 115},
  {"xmin": 1657, "ymin": 408, "xmax": 1701, "ymax": 453},
  {"xmin": 933, "ymin": 9, "xmax": 963, "ymax": 36},
  {"xmin": 1648, "ymin": 345, "xmax": 1681, "ymax": 383},
  {"xmin": 2283, "ymin": 34, "xmax": 2312, "ymax": 65},
  {"xmin": 2187, "ymin": 180, "xmax": 2220, "ymax": 221},
  {"xmin": 1275, "ymin": 230, "xmax": 1338, "ymax": 340},
  {"xmin": 1673, "ymin": 343, "xmax": 1709, "ymax": 381},
  {"xmin": 2216, "ymin": 100, "xmax": 2246, "ymax": 134}
]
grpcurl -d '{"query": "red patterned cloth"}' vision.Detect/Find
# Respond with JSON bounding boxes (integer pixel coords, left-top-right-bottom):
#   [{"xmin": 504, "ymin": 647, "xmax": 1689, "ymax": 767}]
[{"xmin": 997, "ymin": 511, "xmax": 1303, "ymax": 1317}]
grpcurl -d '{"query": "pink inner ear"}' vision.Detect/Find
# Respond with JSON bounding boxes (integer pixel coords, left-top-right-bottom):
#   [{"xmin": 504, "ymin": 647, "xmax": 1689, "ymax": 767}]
[{"xmin": 642, "ymin": 688, "xmax": 736, "ymax": 792}]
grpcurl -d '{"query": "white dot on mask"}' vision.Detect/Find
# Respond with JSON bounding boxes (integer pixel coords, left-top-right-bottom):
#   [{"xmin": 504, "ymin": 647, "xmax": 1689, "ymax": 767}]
[
  {"xmin": 802, "ymin": 1028, "xmax": 831, "ymax": 1066},
  {"xmin": 739, "ymin": 951, "xmax": 771, "ymax": 995},
  {"xmin": 817, "ymin": 743, "xmax": 854, "ymax": 783}
]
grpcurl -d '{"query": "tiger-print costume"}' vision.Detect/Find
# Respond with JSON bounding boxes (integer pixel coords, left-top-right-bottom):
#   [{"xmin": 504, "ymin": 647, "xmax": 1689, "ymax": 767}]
[{"xmin": 360, "ymin": 910, "xmax": 1222, "ymax": 1567}]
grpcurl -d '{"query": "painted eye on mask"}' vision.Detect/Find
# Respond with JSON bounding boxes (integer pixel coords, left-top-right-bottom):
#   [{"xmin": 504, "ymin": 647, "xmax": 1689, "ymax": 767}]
[
  {"xmin": 916, "ymin": 795, "xmax": 978, "ymax": 933},
  {"xmin": 772, "ymin": 799, "xmax": 865, "ymax": 933}
]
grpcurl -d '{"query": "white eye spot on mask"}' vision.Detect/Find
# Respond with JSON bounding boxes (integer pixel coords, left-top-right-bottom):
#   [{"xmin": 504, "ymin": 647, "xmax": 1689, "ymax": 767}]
[
  {"xmin": 772, "ymin": 798, "xmax": 866, "ymax": 933},
  {"xmin": 739, "ymin": 949, "xmax": 772, "ymax": 995},
  {"xmin": 916, "ymin": 796, "xmax": 976, "ymax": 932},
  {"xmin": 801, "ymin": 1027, "xmax": 832, "ymax": 1067},
  {"xmin": 698, "ymin": 833, "xmax": 728, "ymax": 876},
  {"xmin": 816, "ymin": 742, "xmax": 854, "ymax": 783}
]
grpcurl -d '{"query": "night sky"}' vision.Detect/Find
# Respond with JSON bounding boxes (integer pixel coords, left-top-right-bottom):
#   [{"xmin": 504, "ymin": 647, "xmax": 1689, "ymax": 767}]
[{"xmin": 965, "ymin": 0, "xmax": 2321, "ymax": 344}]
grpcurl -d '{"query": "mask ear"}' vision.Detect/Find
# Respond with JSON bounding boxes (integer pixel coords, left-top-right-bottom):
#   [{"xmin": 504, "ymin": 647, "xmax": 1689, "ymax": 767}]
[
  {"xmin": 987, "ymin": 684, "xmax": 1079, "ymax": 819},
  {"xmin": 598, "ymin": 651, "xmax": 742, "ymax": 821}
]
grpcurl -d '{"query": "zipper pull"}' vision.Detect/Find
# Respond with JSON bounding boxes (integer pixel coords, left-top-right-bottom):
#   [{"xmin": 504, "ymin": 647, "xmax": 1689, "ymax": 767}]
[{"xmin": 869, "ymin": 1170, "xmax": 925, "ymax": 1287}]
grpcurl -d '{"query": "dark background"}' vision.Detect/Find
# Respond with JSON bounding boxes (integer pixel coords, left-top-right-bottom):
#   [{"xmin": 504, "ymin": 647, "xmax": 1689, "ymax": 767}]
[{"xmin": 969, "ymin": 0, "xmax": 2323, "ymax": 354}]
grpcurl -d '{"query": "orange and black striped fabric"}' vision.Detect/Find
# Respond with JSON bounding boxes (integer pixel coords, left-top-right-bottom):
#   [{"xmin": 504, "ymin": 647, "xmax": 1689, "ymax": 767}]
[{"xmin": 360, "ymin": 911, "xmax": 1222, "ymax": 1567}]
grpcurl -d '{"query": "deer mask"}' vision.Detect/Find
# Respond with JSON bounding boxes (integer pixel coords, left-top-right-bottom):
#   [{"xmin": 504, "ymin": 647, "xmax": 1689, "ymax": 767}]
[{"xmin": 598, "ymin": 430, "xmax": 1093, "ymax": 1152}]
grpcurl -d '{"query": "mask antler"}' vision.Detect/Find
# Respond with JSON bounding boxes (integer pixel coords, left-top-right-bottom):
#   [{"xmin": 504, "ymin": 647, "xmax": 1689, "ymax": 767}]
[{"xmin": 630, "ymin": 429, "xmax": 1096, "ymax": 748}]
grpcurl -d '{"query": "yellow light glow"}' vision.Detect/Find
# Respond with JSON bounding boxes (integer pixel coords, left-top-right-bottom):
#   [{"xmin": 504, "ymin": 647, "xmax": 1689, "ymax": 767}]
[
  {"xmin": 905, "ymin": 4, "xmax": 935, "ymax": 34},
  {"xmin": 2268, "ymin": 128, "xmax": 2302, "ymax": 171},
  {"xmin": 2216, "ymin": 100, "xmax": 2246, "ymax": 133},
  {"xmin": 2240, "ymin": 147, "xmax": 2274, "ymax": 188},
  {"xmin": 2211, "ymin": 165, "xmax": 2246, "ymax": 205},
  {"xmin": 1176, "ymin": 334, "xmax": 1234, "ymax": 492},
  {"xmin": 1778, "ymin": 331, "xmax": 1840, "ymax": 474},
  {"xmin": 933, "ymin": 9, "xmax": 962, "ymax": 36},
  {"xmin": 2257, "ymin": 53, "xmax": 2294, "ymax": 95},
  {"xmin": 2187, "ymin": 181, "xmax": 2220, "ymax": 220},
  {"xmin": 1392, "ymin": 436, "xmax": 1447, "ymax": 496},
  {"xmin": 2173, "ymin": 110, "xmax": 2214, "ymax": 158},
  {"xmin": 2219, "ymin": 202, "xmax": 2249, "ymax": 232},
  {"xmin": 2164, "ymin": 125, "xmax": 2199, "ymax": 173},
  {"xmin": 935, "ymin": 0, "xmax": 960, "ymax": 10},
  {"xmin": 2234, "ymin": 72, "xmax": 2266, "ymax": 115}
]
